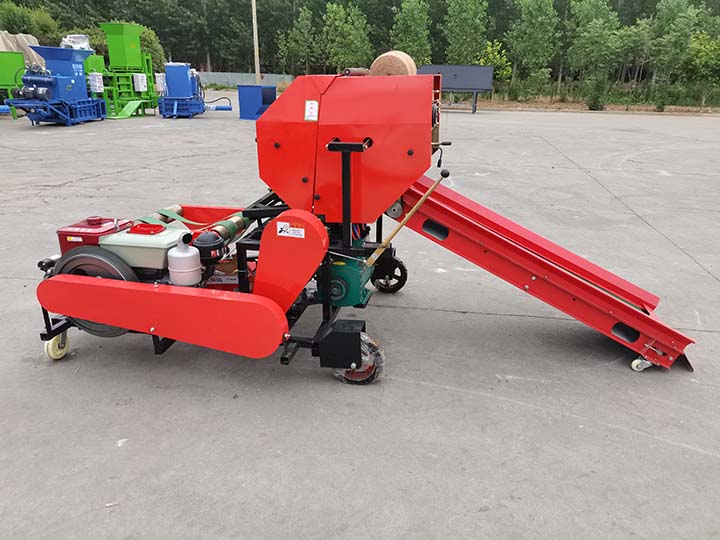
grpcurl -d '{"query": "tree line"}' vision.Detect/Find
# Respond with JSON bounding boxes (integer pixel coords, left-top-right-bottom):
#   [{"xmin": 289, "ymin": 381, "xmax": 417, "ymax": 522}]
[{"xmin": 2, "ymin": 0, "xmax": 720, "ymax": 109}]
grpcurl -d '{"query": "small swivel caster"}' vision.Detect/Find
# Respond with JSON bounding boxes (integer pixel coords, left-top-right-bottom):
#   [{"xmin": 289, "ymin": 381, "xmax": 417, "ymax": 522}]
[
  {"xmin": 630, "ymin": 358, "xmax": 653, "ymax": 372},
  {"xmin": 371, "ymin": 256, "xmax": 408, "ymax": 294},
  {"xmin": 44, "ymin": 332, "xmax": 69, "ymax": 361}
]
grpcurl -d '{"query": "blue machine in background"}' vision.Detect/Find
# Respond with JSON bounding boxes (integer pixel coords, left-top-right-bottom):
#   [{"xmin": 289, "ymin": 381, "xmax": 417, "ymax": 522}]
[
  {"xmin": 237, "ymin": 85, "xmax": 276, "ymax": 120},
  {"xmin": 158, "ymin": 63, "xmax": 232, "ymax": 118},
  {"xmin": 5, "ymin": 46, "xmax": 106, "ymax": 126}
]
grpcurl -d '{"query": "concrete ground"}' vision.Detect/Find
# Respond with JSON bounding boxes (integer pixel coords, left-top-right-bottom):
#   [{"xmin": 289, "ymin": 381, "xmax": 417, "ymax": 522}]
[{"xmin": 1, "ymin": 93, "xmax": 719, "ymax": 539}]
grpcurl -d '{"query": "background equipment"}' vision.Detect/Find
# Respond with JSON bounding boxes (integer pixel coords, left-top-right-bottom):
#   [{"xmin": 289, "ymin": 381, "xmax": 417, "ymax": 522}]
[
  {"xmin": 237, "ymin": 84, "xmax": 276, "ymax": 120},
  {"xmin": 0, "ymin": 50, "xmax": 25, "ymax": 119},
  {"xmin": 158, "ymin": 62, "xmax": 232, "ymax": 118},
  {"xmin": 6, "ymin": 45, "xmax": 105, "ymax": 126},
  {"xmin": 97, "ymin": 23, "xmax": 157, "ymax": 118},
  {"xmin": 36, "ymin": 67, "xmax": 693, "ymax": 382}
]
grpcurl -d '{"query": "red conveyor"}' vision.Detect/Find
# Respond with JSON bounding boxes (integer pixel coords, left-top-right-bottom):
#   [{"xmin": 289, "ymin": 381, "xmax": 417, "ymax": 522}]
[{"xmin": 401, "ymin": 176, "xmax": 694, "ymax": 369}]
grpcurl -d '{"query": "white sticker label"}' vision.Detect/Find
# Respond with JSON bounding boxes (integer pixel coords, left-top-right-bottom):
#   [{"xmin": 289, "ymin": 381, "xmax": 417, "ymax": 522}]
[
  {"xmin": 66, "ymin": 236, "xmax": 83, "ymax": 242},
  {"xmin": 304, "ymin": 100, "xmax": 319, "ymax": 121},
  {"xmin": 277, "ymin": 221, "xmax": 306, "ymax": 239},
  {"xmin": 206, "ymin": 274, "xmax": 238, "ymax": 284}
]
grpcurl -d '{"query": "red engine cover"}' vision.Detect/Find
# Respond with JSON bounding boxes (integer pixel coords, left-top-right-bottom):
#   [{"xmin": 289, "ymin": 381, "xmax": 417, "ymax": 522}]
[
  {"xmin": 256, "ymin": 74, "xmax": 434, "ymax": 224},
  {"xmin": 57, "ymin": 216, "xmax": 132, "ymax": 254}
]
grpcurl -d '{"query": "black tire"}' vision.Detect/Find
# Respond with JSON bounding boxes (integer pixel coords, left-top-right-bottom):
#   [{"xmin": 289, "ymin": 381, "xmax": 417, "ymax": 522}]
[
  {"xmin": 53, "ymin": 246, "xmax": 138, "ymax": 338},
  {"xmin": 371, "ymin": 257, "xmax": 408, "ymax": 294}
]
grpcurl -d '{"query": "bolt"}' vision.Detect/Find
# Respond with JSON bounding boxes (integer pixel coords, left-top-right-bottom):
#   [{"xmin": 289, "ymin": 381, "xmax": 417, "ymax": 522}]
[
  {"xmin": 523, "ymin": 285, "xmax": 529, "ymax": 290},
  {"xmin": 314, "ymin": 194, "xmax": 321, "ymax": 200},
  {"xmin": 154, "ymin": 281, "xmax": 159, "ymax": 288},
  {"xmin": 283, "ymin": 333, "xmax": 291, "ymax": 340},
  {"xmin": 301, "ymin": 177, "xmax": 308, "ymax": 183},
  {"xmin": 150, "ymin": 327, "xmax": 156, "ymax": 332},
  {"xmin": 531, "ymin": 275, "xmax": 537, "ymax": 281},
  {"xmin": 350, "ymin": 363, "xmax": 357, "ymax": 369},
  {"xmin": 407, "ymin": 149, "xmax": 414, "ymax": 156},
  {"xmin": 274, "ymin": 142, "xmax": 281, "ymax": 149}
]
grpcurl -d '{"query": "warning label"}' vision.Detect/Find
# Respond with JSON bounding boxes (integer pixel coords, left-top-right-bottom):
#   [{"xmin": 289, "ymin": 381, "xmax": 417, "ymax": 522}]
[
  {"xmin": 277, "ymin": 221, "xmax": 306, "ymax": 239},
  {"xmin": 304, "ymin": 100, "xmax": 319, "ymax": 121}
]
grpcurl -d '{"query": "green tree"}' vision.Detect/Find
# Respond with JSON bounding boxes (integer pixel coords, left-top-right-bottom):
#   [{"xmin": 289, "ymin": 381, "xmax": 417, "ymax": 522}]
[
  {"xmin": 322, "ymin": 2, "xmax": 373, "ymax": 72},
  {"xmin": 0, "ymin": 1, "xmax": 35, "ymax": 34},
  {"xmin": 477, "ymin": 39, "xmax": 512, "ymax": 80},
  {"xmin": 688, "ymin": 31, "xmax": 720, "ymax": 107},
  {"xmin": 568, "ymin": 0, "xmax": 619, "ymax": 109},
  {"xmin": 29, "ymin": 8, "xmax": 60, "ymax": 45},
  {"xmin": 139, "ymin": 25, "xmax": 167, "ymax": 71},
  {"xmin": 391, "ymin": 0, "xmax": 432, "ymax": 65},
  {"xmin": 358, "ymin": 0, "xmax": 401, "ymax": 54},
  {"xmin": 277, "ymin": 7, "xmax": 319, "ymax": 74},
  {"xmin": 653, "ymin": 0, "xmax": 701, "ymax": 82},
  {"xmin": 568, "ymin": 1, "xmax": 619, "ymax": 75},
  {"xmin": 488, "ymin": 0, "xmax": 518, "ymax": 41},
  {"xmin": 612, "ymin": 0, "xmax": 657, "ymax": 25},
  {"xmin": 443, "ymin": 0, "xmax": 489, "ymax": 64},
  {"xmin": 615, "ymin": 17, "xmax": 653, "ymax": 82},
  {"xmin": 506, "ymin": 0, "xmax": 559, "ymax": 76}
]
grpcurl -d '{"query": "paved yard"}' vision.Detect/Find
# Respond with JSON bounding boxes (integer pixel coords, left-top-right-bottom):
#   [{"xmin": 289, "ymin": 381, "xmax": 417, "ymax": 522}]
[{"xmin": 1, "ymin": 98, "xmax": 719, "ymax": 539}]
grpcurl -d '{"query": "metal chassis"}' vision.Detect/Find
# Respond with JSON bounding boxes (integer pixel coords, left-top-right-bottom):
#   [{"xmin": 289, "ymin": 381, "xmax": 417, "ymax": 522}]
[
  {"xmin": 39, "ymin": 145, "xmax": 389, "ymax": 371},
  {"xmin": 233, "ymin": 141, "xmax": 393, "ymax": 369}
]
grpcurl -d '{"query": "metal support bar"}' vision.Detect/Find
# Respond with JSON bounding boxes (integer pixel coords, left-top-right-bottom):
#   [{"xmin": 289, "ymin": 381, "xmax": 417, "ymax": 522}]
[
  {"xmin": 152, "ymin": 334, "xmax": 176, "ymax": 355},
  {"xmin": 341, "ymin": 152, "xmax": 352, "ymax": 247},
  {"xmin": 327, "ymin": 139, "xmax": 370, "ymax": 248},
  {"xmin": 236, "ymin": 242, "xmax": 250, "ymax": 293},
  {"xmin": 40, "ymin": 308, "xmax": 73, "ymax": 341}
]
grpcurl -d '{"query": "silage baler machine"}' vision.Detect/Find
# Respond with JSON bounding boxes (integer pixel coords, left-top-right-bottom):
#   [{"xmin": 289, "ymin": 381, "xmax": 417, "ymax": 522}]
[
  {"xmin": 5, "ymin": 45, "xmax": 106, "ymax": 126},
  {"xmin": 158, "ymin": 62, "xmax": 233, "ymax": 118},
  {"xmin": 36, "ymin": 72, "xmax": 694, "ymax": 382}
]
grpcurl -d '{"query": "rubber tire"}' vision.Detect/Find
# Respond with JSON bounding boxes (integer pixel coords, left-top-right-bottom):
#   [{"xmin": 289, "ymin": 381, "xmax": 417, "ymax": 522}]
[
  {"xmin": 53, "ymin": 246, "xmax": 138, "ymax": 338},
  {"xmin": 372, "ymin": 258, "xmax": 408, "ymax": 294},
  {"xmin": 44, "ymin": 333, "xmax": 69, "ymax": 360}
]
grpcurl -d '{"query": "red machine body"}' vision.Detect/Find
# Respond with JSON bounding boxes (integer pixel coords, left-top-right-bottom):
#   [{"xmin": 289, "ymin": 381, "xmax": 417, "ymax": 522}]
[
  {"xmin": 57, "ymin": 216, "xmax": 132, "ymax": 254},
  {"xmin": 257, "ymin": 74, "xmax": 435, "ymax": 224},
  {"xmin": 38, "ymin": 275, "xmax": 288, "ymax": 359},
  {"xmin": 37, "ymin": 71, "xmax": 693, "ymax": 377}
]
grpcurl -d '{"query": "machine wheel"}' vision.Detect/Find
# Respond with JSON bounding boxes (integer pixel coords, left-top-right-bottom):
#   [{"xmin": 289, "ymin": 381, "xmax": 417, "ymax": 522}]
[
  {"xmin": 630, "ymin": 358, "xmax": 653, "ymax": 372},
  {"xmin": 44, "ymin": 332, "xmax": 69, "ymax": 360},
  {"xmin": 334, "ymin": 333, "xmax": 385, "ymax": 385},
  {"xmin": 371, "ymin": 257, "xmax": 408, "ymax": 294},
  {"xmin": 53, "ymin": 246, "xmax": 138, "ymax": 338}
]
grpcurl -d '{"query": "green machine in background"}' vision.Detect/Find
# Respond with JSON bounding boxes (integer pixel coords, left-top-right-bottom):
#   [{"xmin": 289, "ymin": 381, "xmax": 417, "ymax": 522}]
[
  {"xmin": 0, "ymin": 51, "xmax": 26, "ymax": 119},
  {"xmin": 96, "ymin": 23, "xmax": 158, "ymax": 118}
]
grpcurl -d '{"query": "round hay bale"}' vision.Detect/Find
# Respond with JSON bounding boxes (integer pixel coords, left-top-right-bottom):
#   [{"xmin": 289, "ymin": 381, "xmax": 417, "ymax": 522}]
[{"xmin": 369, "ymin": 51, "xmax": 417, "ymax": 76}]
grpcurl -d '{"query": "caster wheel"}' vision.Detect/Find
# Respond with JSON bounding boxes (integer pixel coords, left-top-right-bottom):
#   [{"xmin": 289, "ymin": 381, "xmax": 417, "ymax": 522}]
[
  {"xmin": 631, "ymin": 358, "xmax": 652, "ymax": 372},
  {"xmin": 334, "ymin": 333, "xmax": 385, "ymax": 385},
  {"xmin": 44, "ymin": 332, "xmax": 69, "ymax": 361},
  {"xmin": 372, "ymin": 257, "xmax": 408, "ymax": 294}
]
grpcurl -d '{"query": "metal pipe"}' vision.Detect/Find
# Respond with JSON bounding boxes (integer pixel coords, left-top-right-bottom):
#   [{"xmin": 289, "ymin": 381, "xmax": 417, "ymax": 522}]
[{"xmin": 211, "ymin": 215, "xmax": 249, "ymax": 241}]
